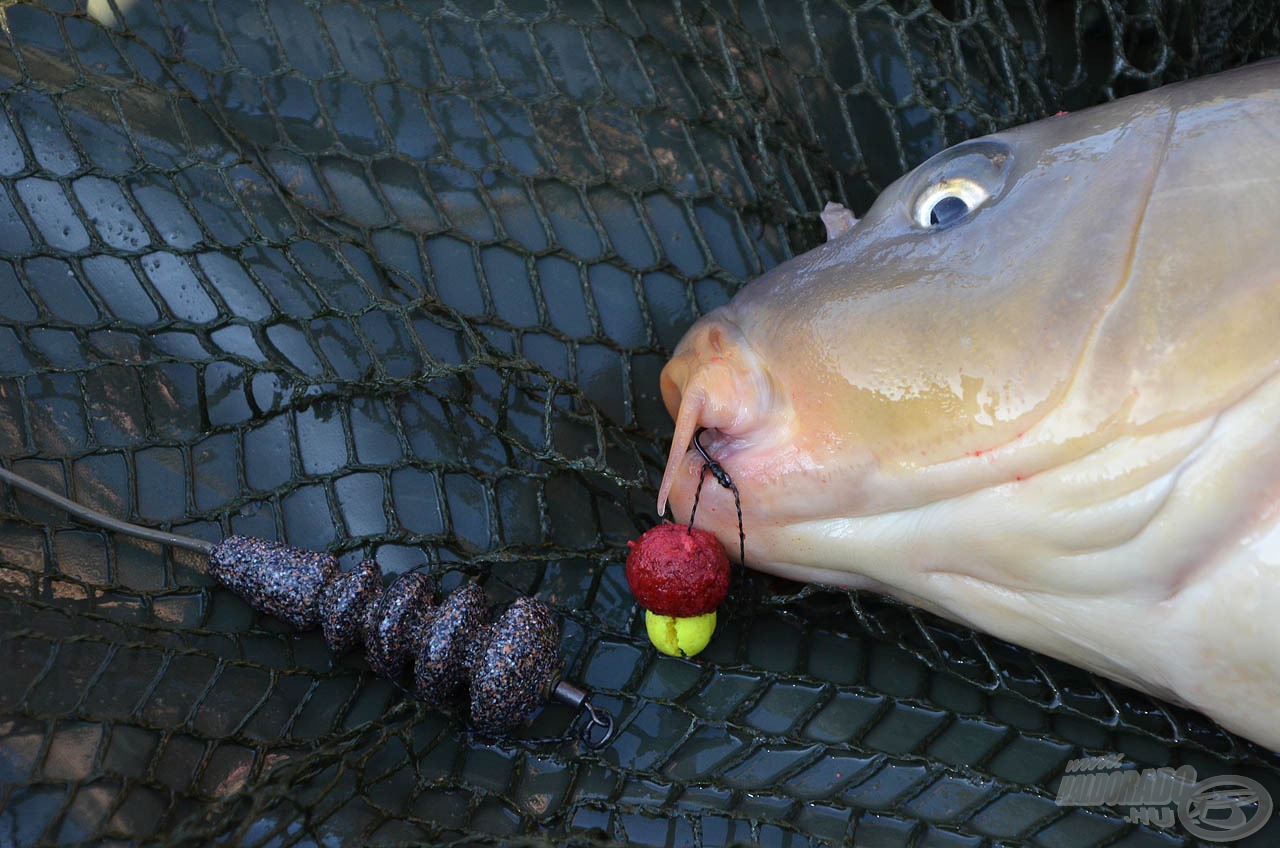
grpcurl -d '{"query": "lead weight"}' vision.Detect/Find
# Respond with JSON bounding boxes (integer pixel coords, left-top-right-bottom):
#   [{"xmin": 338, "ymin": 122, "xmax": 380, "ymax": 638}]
[
  {"xmin": 0, "ymin": 465, "xmax": 620, "ymax": 748},
  {"xmin": 364, "ymin": 572, "xmax": 433, "ymax": 678},
  {"xmin": 318, "ymin": 559, "xmax": 383, "ymax": 653},
  {"xmin": 208, "ymin": 535, "xmax": 338, "ymax": 630},
  {"xmin": 414, "ymin": 582, "xmax": 488, "ymax": 709},
  {"xmin": 468, "ymin": 598, "xmax": 562, "ymax": 735}
]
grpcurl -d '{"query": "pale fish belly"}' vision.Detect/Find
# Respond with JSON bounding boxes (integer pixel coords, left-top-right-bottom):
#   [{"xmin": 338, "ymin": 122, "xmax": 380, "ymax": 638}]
[{"xmin": 757, "ymin": 352, "xmax": 1280, "ymax": 750}]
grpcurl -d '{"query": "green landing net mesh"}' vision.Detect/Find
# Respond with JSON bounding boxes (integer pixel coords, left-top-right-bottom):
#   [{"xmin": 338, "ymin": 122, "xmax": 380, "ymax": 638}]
[{"xmin": 0, "ymin": 0, "xmax": 1278, "ymax": 845}]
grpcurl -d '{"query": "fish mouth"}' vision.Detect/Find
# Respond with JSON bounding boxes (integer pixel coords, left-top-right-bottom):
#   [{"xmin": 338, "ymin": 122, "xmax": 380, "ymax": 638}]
[
  {"xmin": 655, "ymin": 317, "xmax": 778, "ymax": 516},
  {"xmin": 658, "ymin": 410, "xmax": 793, "ymax": 515},
  {"xmin": 661, "ymin": 425, "xmax": 790, "ymax": 524},
  {"xmin": 662, "ymin": 431, "xmax": 729, "ymax": 523},
  {"xmin": 660, "ymin": 432, "xmax": 754, "ymax": 563}
]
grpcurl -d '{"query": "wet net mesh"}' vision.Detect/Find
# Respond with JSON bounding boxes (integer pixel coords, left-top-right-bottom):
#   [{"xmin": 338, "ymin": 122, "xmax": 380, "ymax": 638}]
[{"xmin": 1, "ymin": 0, "xmax": 1279, "ymax": 845}]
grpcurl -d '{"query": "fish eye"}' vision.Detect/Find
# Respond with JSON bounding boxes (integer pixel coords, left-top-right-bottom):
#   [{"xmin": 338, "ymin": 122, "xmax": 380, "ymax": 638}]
[{"xmin": 913, "ymin": 178, "xmax": 991, "ymax": 228}]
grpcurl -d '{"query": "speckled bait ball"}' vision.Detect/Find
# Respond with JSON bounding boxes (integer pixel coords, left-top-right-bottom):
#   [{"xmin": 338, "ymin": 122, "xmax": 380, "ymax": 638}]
[
  {"xmin": 208, "ymin": 535, "xmax": 338, "ymax": 630},
  {"xmin": 414, "ymin": 582, "xmax": 488, "ymax": 709},
  {"xmin": 364, "ymin": 572, "xmax": 433, "ymax": 678},
  {"xmin": 468, "ymin": 598, "xmax": 561, "ymax": 735},
  {"xmin": 318, "ymin": 559, "xmax": 383, "ymax": 653}
]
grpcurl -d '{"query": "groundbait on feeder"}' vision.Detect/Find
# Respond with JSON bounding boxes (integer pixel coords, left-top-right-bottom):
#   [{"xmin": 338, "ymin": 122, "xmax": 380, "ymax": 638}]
[{"xmin": 0, "ymin": 465, "xmax": 616, "ymax": 749}]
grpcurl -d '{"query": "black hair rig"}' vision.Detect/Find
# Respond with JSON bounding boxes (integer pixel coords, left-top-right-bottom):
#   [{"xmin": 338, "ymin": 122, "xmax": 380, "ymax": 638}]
[{"xmin": 0, "ymin": 466, "xmax": 616, "ymax": 749}]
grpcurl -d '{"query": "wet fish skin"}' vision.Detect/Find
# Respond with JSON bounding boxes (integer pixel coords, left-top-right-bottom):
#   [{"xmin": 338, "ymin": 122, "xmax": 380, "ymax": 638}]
[{"xmin": 659, "ymin": 60, "xmax": 1280, "ymax": 749}]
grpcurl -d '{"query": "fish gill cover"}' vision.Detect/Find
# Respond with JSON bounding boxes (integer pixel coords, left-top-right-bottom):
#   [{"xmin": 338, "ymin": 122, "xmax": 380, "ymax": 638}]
[{"xmin": 0, "ymin": 0, "xmax": 1277, "ymax": 845}]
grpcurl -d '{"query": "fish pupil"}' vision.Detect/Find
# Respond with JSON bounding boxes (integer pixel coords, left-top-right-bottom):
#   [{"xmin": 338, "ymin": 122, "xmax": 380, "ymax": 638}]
[{"xmin": 929, "ymin": 194, "xmax": 969, "ymax": 226}]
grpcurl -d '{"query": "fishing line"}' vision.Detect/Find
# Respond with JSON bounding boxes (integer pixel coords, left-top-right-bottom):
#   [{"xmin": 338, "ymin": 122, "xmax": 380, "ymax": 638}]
[
  {"xmin": 687, "ymin": 427, "xmax": 746, "ymax": 568},
  {"xmin": 0, "ymin": 464, "xmax": 616, "ymax": 749},
  {"xmin": 0, "ymin": 465, "xmax": 215, "ymax": 555}
]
